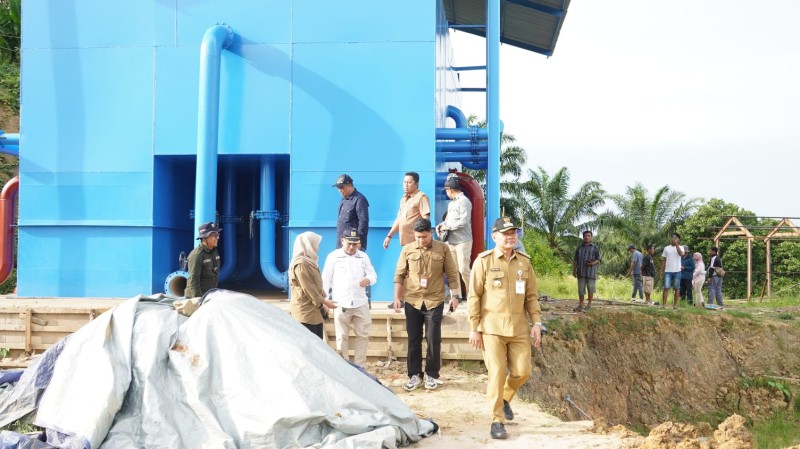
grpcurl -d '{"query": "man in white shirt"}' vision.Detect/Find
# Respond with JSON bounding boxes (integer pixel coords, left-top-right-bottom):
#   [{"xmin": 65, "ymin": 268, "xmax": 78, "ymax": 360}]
[
  {"xmin": 322, "ymin": 230, "xmax": 378, "ymax": 366},
  {"xmin": 660, "ymin": 233, "xmax": 685, "ymax": 309},
  {"xmin": 436, "ymin": 176, "xmax": 473, "ymax": 299}
]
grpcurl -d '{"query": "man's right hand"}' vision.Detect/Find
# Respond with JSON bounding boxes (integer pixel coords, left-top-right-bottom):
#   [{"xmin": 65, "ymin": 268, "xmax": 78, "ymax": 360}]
[
  {"xmin": 469, "ymin": 331, "xmax": 484, "ymax": 350},
  {"xmin": 393, "ymin": 298, "xmax": 403, "ymax": 313},
  {"xmin": 383, "ymin": 236, "xmax": 391, "ymax": 249},
  {"xmin": 323, "ymin": 299, "xmax": 336, "ymax": 309}
]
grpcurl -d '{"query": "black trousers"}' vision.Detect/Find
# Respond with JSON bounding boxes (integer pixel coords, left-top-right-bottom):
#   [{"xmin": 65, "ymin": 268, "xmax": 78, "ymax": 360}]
[
  {"xmin": 679, "ymin": 279, "xmax": 693, "ymax": 303},
  {"xmin": 302, "ymin": 322, "xmax": 324, "ymax": 339},
  {"xmin": 404, "ymin": 301, "xmax": 444, "ymax": 379}
]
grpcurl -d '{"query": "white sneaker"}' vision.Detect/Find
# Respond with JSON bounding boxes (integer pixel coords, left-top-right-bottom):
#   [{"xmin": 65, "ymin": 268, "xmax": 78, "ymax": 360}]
[
  {"xmin": 403, "ymin": 374, "xmax": 422, "ymax": 391},
  {"xmin": 424, "ymin": 376, "xmax": 439, "ymax": 390}
]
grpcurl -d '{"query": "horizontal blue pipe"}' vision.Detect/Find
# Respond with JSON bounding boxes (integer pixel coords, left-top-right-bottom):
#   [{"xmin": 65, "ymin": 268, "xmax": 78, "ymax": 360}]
[
  {"xmin": 435, "ymin": 127, "xmax": 489, "ymax": 140},
  {"xmin": 436, "ymin": 141, "xmax": 488, "ymax": 152},
  {"xmin": 440, "ymin": 152, "xmax": 488, "ymax": 162},
  {"xmin": 0, "ymin": 132, "xmax": 19, "ymax": 157},
  {"xmin": 462, "ymin": 161, "xmax": 488, "ymax": 170}
]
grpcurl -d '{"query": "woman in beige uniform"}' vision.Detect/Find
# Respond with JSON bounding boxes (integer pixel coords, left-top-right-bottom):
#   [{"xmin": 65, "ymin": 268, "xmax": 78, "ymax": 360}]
[{"xmin": 289, "ymin": 232, "xmax": 336, "ymax": 338}]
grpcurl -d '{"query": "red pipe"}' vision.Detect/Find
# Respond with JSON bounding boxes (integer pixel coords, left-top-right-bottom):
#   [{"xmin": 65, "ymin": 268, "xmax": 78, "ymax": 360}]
[
  {"xmin": 450, "ymin": 171, "xmax": 485, "ymax": 264},
  {"xmin": 0, "ymin": 176, "xmax": 19, "ymax": 283}
]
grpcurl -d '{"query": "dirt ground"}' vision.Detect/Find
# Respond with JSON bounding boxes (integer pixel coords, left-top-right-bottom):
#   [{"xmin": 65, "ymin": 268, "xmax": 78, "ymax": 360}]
[
  {"xmin": 373, "ymin": 361, "xmax": 635, "ymax": 448},
  {"xmin": 364, "ymin": 294, "xmax": 796, "ymax": 448},
  {"xmin": 370, "ymin": 360, "xmax": 756, "ymax": 448}
]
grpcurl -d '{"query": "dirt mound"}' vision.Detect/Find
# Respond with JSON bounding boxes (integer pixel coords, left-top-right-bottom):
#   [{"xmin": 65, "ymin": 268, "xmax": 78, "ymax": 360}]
[
  {"xmin": 522, "ymin": 302, "xmax": 800, "ymax": 428},
  {"xmin": 640, "ymin": 414, "xmax": 753, "ymax": 449}
]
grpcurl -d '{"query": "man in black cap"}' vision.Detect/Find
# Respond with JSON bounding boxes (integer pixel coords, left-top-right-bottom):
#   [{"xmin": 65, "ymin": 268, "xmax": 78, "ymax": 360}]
[
  {"xmin": 185, "ymin": 221, "xmax": 221, "ymax": 298},
  {"xmin": 436, "ymin": 176, "xmax": 473, "ymax": 300},
  {"xmin": 333, "ymin": 174, "xmax": 370, "ymax": 250},
  {"xmin": 468, "ymin": 217, "xmax": 542, "ymax": 440}
]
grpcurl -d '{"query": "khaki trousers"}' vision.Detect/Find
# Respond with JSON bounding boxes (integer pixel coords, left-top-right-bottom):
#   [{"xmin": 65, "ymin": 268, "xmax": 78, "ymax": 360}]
[
  {"xmin": 448, "ymin": 240, "xmax": 472, "ymax": 296},
  {"xmin": 482, "ymin": 333, "xmax": 532, "ymax": 423},
  {"xmin": 333, "ymin": 303, "xmax": 371, "ymax": 366}
]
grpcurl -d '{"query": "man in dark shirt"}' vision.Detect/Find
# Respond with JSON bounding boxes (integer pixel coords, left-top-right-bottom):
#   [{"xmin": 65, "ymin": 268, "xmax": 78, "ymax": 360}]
[
  {"xmin": 185, "ymin": 221, "xmax": 221, "ymax": 298},
  {"xmin": 333, "ymin": 174, "xmax": 370, "ymax": 250},
  {"xmin": 641, "ymin": 244, "xmax": 656, "ymax": 302},
  {"xmin": 572, "ymin": 230, "xmax": 601, "ymax": 311}
]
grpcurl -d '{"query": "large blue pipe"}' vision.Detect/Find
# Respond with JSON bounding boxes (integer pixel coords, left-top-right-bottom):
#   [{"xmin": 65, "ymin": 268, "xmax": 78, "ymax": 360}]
[
  {"xmin": 487, "ymin": 0, "xmax": 501, "ymax": 241},
  {"xmin": 217, "ymin": 164, "xmax": 237, "ymax": 282},
  {"xmin": 440, "ymin": 152, "xmax": 488, "ymax": 162},
  {"xmin": 260, "ymin": 159, "xmax": 288, "ymax": 290},
  {"xmin": 446, "ymin": 105, "xmax": 467, "ymax": 128},
  {"xmin": 0, "ymin": 131, "xmax": 19, "ymax": 157},
  {"xmin": 436, "ymin": 141, "xmax": 488, "ymax": 152},
  {"xmin": 435, "ymin": 127, "xmax": 490, "ymax": 140},
  {"xmin": 193, "ymin": 24, "xmax": 233, "ymax": 237}
]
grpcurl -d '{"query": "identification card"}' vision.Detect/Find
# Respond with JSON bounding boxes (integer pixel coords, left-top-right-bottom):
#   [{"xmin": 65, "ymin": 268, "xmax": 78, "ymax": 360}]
[
  {"xmin": 516, "ymin": 280, "xmax": 525, "ymax": 294},
  {"xmin": 420, "ymin": 276, "xmax": 428, "ymax": 289}
]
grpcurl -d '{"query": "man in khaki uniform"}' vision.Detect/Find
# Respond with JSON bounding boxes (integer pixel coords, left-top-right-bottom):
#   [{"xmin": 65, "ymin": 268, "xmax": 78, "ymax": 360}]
[
  {"xmin": 468, "ymin": 217, "xmax": 542, "ymax": 440},
  {"xmin": 393, "ymin": 218, "xmax": 460, "ymax": 391}
]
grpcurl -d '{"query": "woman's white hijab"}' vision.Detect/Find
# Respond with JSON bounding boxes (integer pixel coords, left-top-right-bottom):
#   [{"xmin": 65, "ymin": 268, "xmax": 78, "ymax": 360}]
[{"xmin": 291, "ymin": 232, "xmax": 322, "ymax": 265}]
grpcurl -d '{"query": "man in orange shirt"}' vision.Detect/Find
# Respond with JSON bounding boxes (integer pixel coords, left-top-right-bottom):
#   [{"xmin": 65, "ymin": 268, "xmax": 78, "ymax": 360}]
[{"xmin": 383, "ymin": 172, "xmax": 431, "ymax": 249}]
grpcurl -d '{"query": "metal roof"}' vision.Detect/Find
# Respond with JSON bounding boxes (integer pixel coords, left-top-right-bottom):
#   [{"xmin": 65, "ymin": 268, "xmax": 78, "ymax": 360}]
[{"xmin": 445, "ymin": 0, "xmax": 570, "ymax": 56}]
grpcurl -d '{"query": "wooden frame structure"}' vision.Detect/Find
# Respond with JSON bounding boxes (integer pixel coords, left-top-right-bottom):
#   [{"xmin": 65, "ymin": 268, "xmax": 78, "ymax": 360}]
[{"xmin": 713, "ymin": 216, "xmax": 800, "ymax": 301}]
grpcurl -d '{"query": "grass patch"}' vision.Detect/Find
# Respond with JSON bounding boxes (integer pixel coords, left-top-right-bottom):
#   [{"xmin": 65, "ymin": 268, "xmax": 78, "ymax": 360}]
[
  {"xmin": 668, "ymin": 403, "xmax": 730, "ymax": 429},
  {"xmin": 752, "ymin": 410, "xmax": 800, "ymax": 449},
  {"xmin": 545, "ymin": 317, "xmax": 585, "ymax": 341},
  {"xmin": 726, "ymin": 310, "xmax": 755, "ymax": 320},
  {"xmin": 777, "ymin": 313, "xmax": 794, "ymax": 320},
  {"xmin": 1, "ymin": 417, "xmax": 38, "ymax": 434}
]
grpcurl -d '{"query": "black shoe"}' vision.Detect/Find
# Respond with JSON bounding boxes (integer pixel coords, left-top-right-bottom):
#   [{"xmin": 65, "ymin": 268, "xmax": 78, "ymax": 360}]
[
  {"xmin": 503, "ymin": 400, "xmax": 514, "ymax": 421},
  {"xmin": 490, "ymin": 422, "xmax": 507, "ymax": 440}
]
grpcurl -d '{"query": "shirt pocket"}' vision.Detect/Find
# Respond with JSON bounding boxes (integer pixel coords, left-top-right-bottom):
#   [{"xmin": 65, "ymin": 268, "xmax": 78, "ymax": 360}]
[
  {"xmin": 408, "ymin": 253, "xmax": 422, "ymax": 273},
  {"xmin": 487, "ymin": 271, "xmax": 506, "ymax": 291},
  {"xmin": 430, "ymin": 252, "xmax": 445, "ymax": 273}
]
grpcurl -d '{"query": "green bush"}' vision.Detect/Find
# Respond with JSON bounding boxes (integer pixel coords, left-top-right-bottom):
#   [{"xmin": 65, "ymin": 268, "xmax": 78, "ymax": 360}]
[{"xmin": 0, "ymin": 63, "xmax": 19, "ymax": 112}]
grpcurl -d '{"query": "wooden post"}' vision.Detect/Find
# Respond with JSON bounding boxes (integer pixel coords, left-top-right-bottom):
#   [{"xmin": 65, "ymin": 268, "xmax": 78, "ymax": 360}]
[
  {"xmin": 386, "ymin": 316, "xmax": 393, "ymax": 359},
  {"xmin": 766, "ymin": 239, "xmax": 772, "ymax": 297},
  {"xmin": 24, "ymin": 309, "xmax": 32, "ymax": 353},
  {"xmin": 746, "ymin": 237, "xmax": 752, "ymax": 301}
]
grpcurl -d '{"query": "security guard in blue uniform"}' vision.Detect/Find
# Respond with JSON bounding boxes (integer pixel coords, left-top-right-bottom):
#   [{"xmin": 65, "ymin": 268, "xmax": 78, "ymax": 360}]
[
  {"xmin": 185, "ymin": 221, "xmax": 221, "ymax": 298},
  {"xmin": 468, "ymin": 217, "xmax": 542, "ymax": 440}
]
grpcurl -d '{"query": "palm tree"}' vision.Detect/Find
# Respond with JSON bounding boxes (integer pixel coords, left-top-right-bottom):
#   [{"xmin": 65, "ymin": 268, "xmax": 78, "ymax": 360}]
[
  {"xmin": 461, "ymin": 118, "xmax": 528, "ymax": 219},
  {"xmin": 600, "ymin": 183, "xmax": 698, "ymax": 249},
  {"xmin": 521, "ymin": 166, "xmax": 605, "ymax": 255}
]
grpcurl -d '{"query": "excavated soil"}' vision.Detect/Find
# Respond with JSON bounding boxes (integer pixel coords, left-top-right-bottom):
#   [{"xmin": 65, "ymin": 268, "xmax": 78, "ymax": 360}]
[
  {"xmin": 523, "ymin": 299, "xmax": 800, "ymax": 429},
  {"xmin": 368, "ymin": 298, "xmax": 799, "ymax": 447}
]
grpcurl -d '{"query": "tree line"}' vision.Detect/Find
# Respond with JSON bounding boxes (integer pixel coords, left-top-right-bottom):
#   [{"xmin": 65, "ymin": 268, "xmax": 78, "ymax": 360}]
[{"xmin": 465, "ymin": 133, "xmax": 800, "ymax": 300}]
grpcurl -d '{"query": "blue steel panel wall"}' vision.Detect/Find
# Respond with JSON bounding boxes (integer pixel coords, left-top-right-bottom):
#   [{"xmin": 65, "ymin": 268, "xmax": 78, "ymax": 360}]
[
  {"xmin": 18, "ymin": 227, "xmax": 153, "ymax": 297},
  {"xmin": 287, "ymin": 2, "xmax": 436, "ymax": 301},
  {"xmin": 18, "ymin": 0, "xmax": 442, "ymax": 298},
  {"xmin": 153, "ymin": 44, "xmax": 292, "ymax": 155}
]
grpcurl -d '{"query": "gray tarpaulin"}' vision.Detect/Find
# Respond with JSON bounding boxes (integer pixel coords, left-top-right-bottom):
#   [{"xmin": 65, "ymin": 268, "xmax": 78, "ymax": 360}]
[{"xmin": 33, "ymin": 291, "xmax": 434, "ymax": 449}]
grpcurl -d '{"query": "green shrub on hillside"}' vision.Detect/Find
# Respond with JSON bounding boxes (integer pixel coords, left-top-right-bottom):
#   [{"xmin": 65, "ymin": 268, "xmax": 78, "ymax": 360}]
[{"xmin": 0, "ymin": 63, "xmax": 19, "ymax": 112}]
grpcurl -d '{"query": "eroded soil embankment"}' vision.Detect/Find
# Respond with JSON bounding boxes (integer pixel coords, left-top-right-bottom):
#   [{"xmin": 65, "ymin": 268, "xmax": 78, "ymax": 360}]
[{"xmin": 520, "ymin": 308, "xmax": 800, "ymax": 427}]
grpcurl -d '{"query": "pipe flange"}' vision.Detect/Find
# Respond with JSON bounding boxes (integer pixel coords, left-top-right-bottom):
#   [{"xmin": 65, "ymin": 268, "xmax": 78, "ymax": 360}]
[
  {"xmin": 165, "ymin": 270, "xmax": 189, "ymax": 296},
  {"xmin": 216, "ymin": 23, "xmax": 234, "ymax": 49}
]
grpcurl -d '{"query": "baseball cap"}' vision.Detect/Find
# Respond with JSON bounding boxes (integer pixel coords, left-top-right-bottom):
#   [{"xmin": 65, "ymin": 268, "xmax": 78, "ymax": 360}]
[
  {"xmin": 492, "ymin": 217, "xmax": 520, "ymax": 232},
  {"xmin": 197, "ymin": 221, "xmax": 221, "ymax": 239},
  {"xmin": 342, "ymin": 229, "xmax": 360, "ymax": 243},
  {"xmin": 443, "ymin": 177, "xmax": 461, "ymax": 190},
  {"xmin": 627, "ymin": 244, "xmax": 636, "ymax": 250},
  {"xmin": 332, "ymin": 174, "xmax": 353, "ymax": 187}
]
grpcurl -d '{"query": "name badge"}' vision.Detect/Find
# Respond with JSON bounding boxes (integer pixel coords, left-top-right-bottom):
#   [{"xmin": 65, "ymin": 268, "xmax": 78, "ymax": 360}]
[
  {"xmin": 420, "ymin": 276, "xmax": 428, "ymax": 289},
  {"xmin": 516, "ymin": 280, "xmax": 525, "ymax": 294}
]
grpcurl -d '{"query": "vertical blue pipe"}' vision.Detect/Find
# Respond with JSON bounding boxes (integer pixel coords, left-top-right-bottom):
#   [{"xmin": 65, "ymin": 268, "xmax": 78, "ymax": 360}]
[
  {"xmin": 217, "ymin": 163, "xmax": 237, "ymax": 282},
  {"xmin": 260, "ymin": 159, "xmax": 288, "ymax": 290},
  {"xmin": 487, "ymin": 0, "xmax": 501, "ymax": 243},
  {"xmin": 193, "ymin": 24, "xmax": 233, "ymax": 237}
]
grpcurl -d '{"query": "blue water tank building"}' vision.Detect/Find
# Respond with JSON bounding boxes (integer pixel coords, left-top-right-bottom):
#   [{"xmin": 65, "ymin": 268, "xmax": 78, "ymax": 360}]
[{"xmin": 16, "ymin": 1, "xmax": 569, "ymax": 299}]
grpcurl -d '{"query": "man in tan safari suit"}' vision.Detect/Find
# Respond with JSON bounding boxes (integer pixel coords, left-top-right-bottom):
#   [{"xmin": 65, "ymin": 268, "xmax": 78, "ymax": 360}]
[{"xmin": 468, "ymin": 216, "xmax": 542, "ymax": 440}]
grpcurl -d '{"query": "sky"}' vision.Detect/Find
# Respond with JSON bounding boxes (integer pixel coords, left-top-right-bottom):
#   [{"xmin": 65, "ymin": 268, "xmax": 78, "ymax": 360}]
[{"xmin": 451, "ymin": 0, "xmax": 800, "ymax": 220}]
